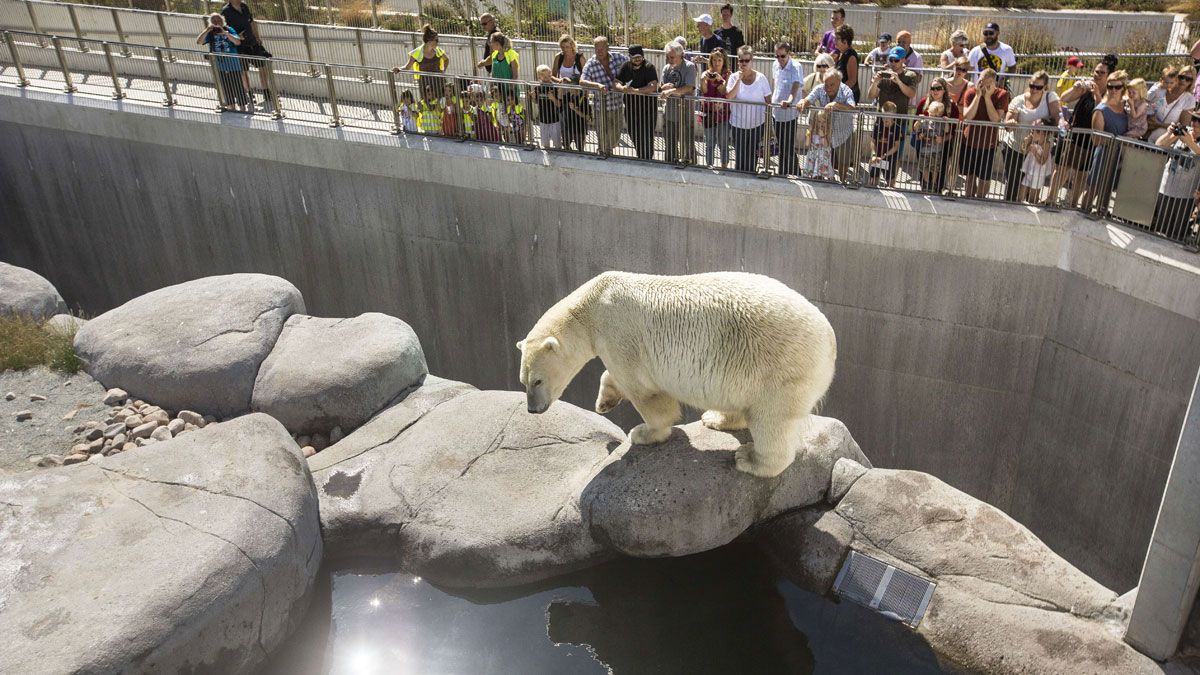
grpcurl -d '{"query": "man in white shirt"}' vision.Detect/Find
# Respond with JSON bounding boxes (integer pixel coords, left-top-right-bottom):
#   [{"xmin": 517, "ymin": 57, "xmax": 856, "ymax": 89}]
[
  {"xmin": 866, "ymin": 33, "xmax": 892, "ymax": 67},
  {"xmin": 771, "ymin": 41, "xmax": 804, "ymax": 175},
  {"xmin": 968, "ymin": 22, "xmax": 1016, "ymax": 76}
]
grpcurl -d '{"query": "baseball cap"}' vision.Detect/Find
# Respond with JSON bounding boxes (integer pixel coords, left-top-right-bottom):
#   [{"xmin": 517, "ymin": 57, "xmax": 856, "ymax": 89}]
[
  {"xmin": 985, "ymin": 22, "xmax": 1000, "ymax": 32},
  {"xmin": 878, "ymin": 32, "xmax": 892, "ymax": 42},
  {"xmin": 693, "ymin": 13, "xmax": 712, "ymax": 25},
  {"xmin": 888, "ymin": 46, "xmax": 907, "ymax": 60},
  {"xmin": 1067, "ymin": 56, "xmax": 1083, "ymax": 68}
]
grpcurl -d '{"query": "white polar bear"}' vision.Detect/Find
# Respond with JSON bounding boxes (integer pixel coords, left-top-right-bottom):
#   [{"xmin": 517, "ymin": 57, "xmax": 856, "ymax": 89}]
[{"xmin": 517, "ymin": 271, "xmax": 836, "ymax": 478}]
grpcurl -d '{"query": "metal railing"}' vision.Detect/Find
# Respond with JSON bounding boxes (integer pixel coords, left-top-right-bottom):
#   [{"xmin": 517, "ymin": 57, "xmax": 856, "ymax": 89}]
[{"xmin": 2, "ymin": 27, "xmax": 1197, "ymax": 250}]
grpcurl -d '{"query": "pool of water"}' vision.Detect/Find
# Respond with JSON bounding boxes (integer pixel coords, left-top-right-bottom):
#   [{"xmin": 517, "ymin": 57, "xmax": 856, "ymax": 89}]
[{"xmin": 263, "ymin": 544, "xmax": 957, "ymax": 674}]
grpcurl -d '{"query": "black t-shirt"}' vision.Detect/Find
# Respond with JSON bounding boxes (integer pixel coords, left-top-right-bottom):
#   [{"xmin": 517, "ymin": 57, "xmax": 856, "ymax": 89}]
[
  {"xmin": 1071, "ymin": 90, "xmax": 1097, "ymax": 129},
  {"xmin": 220, "ymin": 3, "xmax": 254, "ymax": 40},
  {"xmin": 617, "ymin": 62, "xmax": 658, "ymax": 89},
  {"xmin": 536, "ymin": 84, "xmax": 560, "ymax": 124},
  {"xmin": 716, "ymin": 25, "xmax": 744, "ymax": 52},
  {"xmin": 699, "ymin": 33, "xmax": 724, "ymax": 54}
]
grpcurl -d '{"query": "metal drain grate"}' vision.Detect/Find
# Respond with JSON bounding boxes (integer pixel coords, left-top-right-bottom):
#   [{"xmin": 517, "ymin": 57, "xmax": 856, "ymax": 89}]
[{"xmin": 833, "ymin": 550, "xmax": 936, "ymax": 627}]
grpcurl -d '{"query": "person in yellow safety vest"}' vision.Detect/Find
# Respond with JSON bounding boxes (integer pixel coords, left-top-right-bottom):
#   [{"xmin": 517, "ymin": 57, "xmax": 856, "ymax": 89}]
[
  {"xmin": 416, "ymin": 92, "xmax": 443, "ymax": 134},
  {"xmin": 394, "ymin": 24, "xmax": 449, "ymax": 101}
]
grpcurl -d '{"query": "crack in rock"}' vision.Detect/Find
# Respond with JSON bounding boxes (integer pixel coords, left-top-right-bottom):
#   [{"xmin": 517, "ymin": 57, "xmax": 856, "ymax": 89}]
[{"xmin": 191, "ymin": 302, "xmax": 291, "ymax": 349}]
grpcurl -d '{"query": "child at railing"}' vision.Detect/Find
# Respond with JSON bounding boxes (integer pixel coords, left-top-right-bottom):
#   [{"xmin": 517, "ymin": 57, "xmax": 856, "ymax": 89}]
[
  {"xmin": 535, "ymin": 65, "xmax": 562, "ymax": 150},
  {"xmin": 416, "ymin": 87, "xmax": 442, "ymax": 135},
  {"xmin": 802, "ymin": 110, "xmax": 835, "ymax": 180},
  {"xmin": 398, "ymin": 90, "xmax": 417, "ymax": 134},
  {"xmin": 916, "ymin": 102, "xmax": 949, "ymax": 192},
  {"xmin": 442, "ymin": 81, "xmax": 460, "ymax": 138},
  {"xmin": 1020, "ymin": 121, "xmax": 1053, "ymax": 204},
  {"xmin": 869, "ymin": 102, "xmax": 903, "ymax": 188},
  {"xmin": 1125, "ymin": 78, "xmax": 1148, "ymax": 140},
  {"xmin": 476, "ymin": 88, "xmax": 502, "ymax": 143}
]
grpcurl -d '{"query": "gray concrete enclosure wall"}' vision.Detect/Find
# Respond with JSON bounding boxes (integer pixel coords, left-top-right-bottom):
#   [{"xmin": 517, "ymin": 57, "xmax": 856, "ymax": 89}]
[{"xmin": 2, "ymin": 89, "xmax": 1199, "ymax": 591}]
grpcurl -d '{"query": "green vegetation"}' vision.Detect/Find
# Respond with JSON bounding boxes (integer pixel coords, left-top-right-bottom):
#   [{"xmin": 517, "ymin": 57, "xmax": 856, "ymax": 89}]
[{"xmin": 0, "ymin": 315, "xmax": 82, "ymax": 374}]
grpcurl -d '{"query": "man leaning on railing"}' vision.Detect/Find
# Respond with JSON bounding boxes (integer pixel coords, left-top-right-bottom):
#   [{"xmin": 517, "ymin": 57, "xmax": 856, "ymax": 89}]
[{"xmin": 1154, "ymin": 116, "xmax": 1200, "ymax": 246}]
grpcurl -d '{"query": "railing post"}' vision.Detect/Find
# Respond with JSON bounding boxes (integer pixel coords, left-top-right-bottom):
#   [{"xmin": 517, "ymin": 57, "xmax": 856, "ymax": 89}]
[
  {"xmin": 50, "ymin": 36, "xmax": 77, "ymax": 93},
  {"xmin": 355, "ymin": 28, "xmax": 371, "ymax": 81},
  {"xmin": 622, "ymin": 0, "xmax": 630, "ymax": 46},
  {"xmin": 24, "ymin": 1, "xmax": 46, "ymax": 48},
  {"xmin": 386, "ymin": 69, "xmax": 401, "ymax": 133},
  {"xmin": 415, "ymin": 0, "xmax": 424, "ymax": 26},
  {"xmin": 323, "ymin": 0, "xmax": 333, "ymax": 25},
  {"xmin": 163, "ymin": 0, "xmax": 173, "ymax": 13},
  {"xmin": 3, "ymin": 32, "xmax": 30, "ymax": 87},
  {"xmin": 324, "ymin": 64, "xmax": 341, "ymax": 127},
  {"xmin": 524, "ymin": 82, "xmax": 535, "ymax": 149},
  {"xmin": 156, "ymin": 14, "xmax": 175, "ymax": 60},
  {"xmin": 207, "ymin": 53, "xmax": 228, "ymax": 112},
  {"xmin": 759, "ymin": 102, "xmax": 772, "ymax": 177},
  {"xmin": 154, "ymin": 47, "xmax": 174, "ymax": 106},
  {"xmin": 369, "ymin": 0, "xmax": 378, "ymax": 28},
  {"xmin": 280, "ymin": 0, "xmax": 291, "ymax": 22},
  {"xmin": 102, "ymin": 42, "xmax": 125, "ymax": 99},
  {"xmin": 301, "ymin": 25, "xmax": 319, "ymax": 76},
  {"xmin": 110, "ymin": 9, "xmax": 131, "ymax": 56},
  {"xmin": 567, "ymin": 0, "xmax": 575, "ymax": 40},
  {"xmin": 67, "ymin": 5, "xmax": 88, "ymax": 52},
  {"xmin": 265, "ymin": 60, "xmax": 283, "ymax": 119},
  {"xmin": 514, "ymin": 0, "xmax": 522, "ymax": 39}
]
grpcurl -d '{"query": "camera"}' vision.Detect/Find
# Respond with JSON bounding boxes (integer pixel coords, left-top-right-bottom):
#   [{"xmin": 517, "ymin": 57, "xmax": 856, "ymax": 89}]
[
  {"xmin": 1173, "ymin": 123, "xmax": 1188, "ymax": 136},
  {"xmin": 879, "ymin": 71, "xmax": 893, "ymax": 79}
]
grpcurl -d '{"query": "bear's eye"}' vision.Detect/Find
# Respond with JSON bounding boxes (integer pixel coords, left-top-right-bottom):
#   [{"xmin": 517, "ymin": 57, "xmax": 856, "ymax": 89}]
[{"xmin": 533, "ymin": 379, "xmax": 543, "ymax": 387}]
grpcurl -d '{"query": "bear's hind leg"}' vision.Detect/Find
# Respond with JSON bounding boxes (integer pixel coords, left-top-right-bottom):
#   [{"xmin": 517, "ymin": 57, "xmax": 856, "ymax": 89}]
[
  {"xmin": 735, "ymin": 410, "xmax": 801, "ymax": 478},
  {"xmin": 701, "ymin": 410, "xmax": 749, "ymax": 431},
  {"xmin": 628, "ymin": 392, "xmax": 681, "ymax": 445}
]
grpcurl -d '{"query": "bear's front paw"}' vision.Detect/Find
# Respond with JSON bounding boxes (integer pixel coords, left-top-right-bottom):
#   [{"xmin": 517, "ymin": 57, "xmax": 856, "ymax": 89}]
[
  {"xmin": 734, "ymin": 444, "xmax": 790, "ymax": 478},
  {"xmin": 630, "ymin": 423, "xmax": 671, "ymax": 445}
]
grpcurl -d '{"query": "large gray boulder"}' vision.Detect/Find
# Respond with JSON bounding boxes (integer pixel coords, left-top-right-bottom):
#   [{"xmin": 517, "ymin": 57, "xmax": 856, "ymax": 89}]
[
  {"xmin": 757, "ymin": 462, "xmax": 1159, "ymax": 674},
  {"xmin": 45, "ymin": 313, "xmax": 86, "ymax": 333},
  {"xmin": 252, "ymin": 313, "xmax": 428, "ymax": 435},
  {"xmin": 582, "ymin": 417, "xmax": 870, "ymax": 557},
  {"xmin": 313, "ymin": 388, "xmax": 624, "ymax": 588},
  {"xmin": 75, "ymin": 274, "xmax": 304, "ymax": 418},
  {"xmin": 0, "ymin": 413, "xmax": 322, "ymax": 675},
  {"xmin": 0, "ymin": 262, "xmax": 67, "ymax": 320}
]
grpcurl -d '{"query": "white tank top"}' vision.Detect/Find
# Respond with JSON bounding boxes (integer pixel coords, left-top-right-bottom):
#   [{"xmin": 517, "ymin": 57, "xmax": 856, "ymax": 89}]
[{"xmin": 558, "ymin": 54, "xmax": 580, "ymax": 80}]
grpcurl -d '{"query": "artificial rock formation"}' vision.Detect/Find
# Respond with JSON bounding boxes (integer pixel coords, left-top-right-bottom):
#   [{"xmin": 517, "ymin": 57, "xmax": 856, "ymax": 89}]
[
  {"xmin": 313, "ymin": 387, "xmax": 622, "ymax": 588},
  {"xmin": 0, "ymin": 414, "xmax": 322, "ymax": 674},
  {"xmin": 74, "ymin": 274, "xmax": 304, "ymax": 418},
  {"xmin": 0, "ymin": 262, "xmax": 67, "ymax": 320},
  {"xmin": 251, "ymin": 312, "xmax": 428, "ymax": 435},
  {"xmin": 583, "ymin": 417, "xmax": 871, "ymax": 557}
]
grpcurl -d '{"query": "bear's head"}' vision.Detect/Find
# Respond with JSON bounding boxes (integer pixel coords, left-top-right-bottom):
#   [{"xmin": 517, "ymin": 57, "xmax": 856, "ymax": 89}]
[{"xmin": 517, "ymin": 334, "xmax": 587, "ymax": 414}]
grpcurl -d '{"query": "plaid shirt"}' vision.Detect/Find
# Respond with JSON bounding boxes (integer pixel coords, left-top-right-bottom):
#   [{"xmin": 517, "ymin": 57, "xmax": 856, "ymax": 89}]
[{"xmin": 583, "ymin": 52, "xmax": 630, "ymax": 110}]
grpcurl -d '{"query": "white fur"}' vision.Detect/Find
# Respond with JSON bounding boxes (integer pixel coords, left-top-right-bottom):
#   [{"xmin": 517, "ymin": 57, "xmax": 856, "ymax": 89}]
[{"xmin": 517, "ymin": 271, "xmax": 837, "ymax": 477}]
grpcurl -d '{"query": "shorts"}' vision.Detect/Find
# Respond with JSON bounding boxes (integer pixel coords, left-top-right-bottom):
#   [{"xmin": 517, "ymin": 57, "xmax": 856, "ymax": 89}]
[
  {"xmin": 959, "ymin": 144, "xmax": 996, "ymax": 180},
  {"xmin": 237, "ymin": 41, "xmax": 272, "ymax": 69}
]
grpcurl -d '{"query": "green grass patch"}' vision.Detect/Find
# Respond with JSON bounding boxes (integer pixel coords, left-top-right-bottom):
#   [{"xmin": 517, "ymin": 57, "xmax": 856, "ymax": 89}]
[{"xmin": 0, "ymin": 314, "xmax": 82, "ymax": 374}]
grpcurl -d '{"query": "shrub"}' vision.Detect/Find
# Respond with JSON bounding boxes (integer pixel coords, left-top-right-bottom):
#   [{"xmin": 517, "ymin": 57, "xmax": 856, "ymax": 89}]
[{"xmin": 0, "ymin": 315, "xmax": 82, "ymax": 374}]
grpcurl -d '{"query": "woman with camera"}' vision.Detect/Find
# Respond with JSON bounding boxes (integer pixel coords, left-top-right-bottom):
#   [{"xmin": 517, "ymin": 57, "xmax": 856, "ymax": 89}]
[
  {"xmin": 196, "ymin": 14, "xmax": 246, "ymax": 113},
  {"xmin": 1154, "ymin": 116, "xmax": 1200, "ymax": 240}
]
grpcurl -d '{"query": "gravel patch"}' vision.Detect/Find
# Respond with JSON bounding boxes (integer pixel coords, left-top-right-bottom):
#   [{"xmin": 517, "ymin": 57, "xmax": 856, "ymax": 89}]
[{"xmin": 0, "ymin": 367, "xmax": 108, "ymax": 472}]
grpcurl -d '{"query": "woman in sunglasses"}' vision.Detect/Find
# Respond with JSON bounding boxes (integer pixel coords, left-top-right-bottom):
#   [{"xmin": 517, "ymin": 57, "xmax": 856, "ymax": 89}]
[
  {"xmin": 803, "ymin": 54, "xmax": 836, "ymax": 98},
  {"xmin": 725, "ymin": 45, "xmax": 773, "ymax": 173},
  {"xmin": 1051, "ymin": 54, "xmax": 1116, "ymax": 208},
  {"xmin": 946, "ymin": 56, "xmax": 971, "ymax": 108},
  {"xmin": 1081, "ymin": 69, "xmax": 1130, "ymax": 213},
  {"xmin": 1000, "ymin": 70, "xmax": 1060, "ymax": 201},
  {"xmin": 916, "ymin": 76, "xmax": 962, "ymax": 193},
  {"xmin": 1146, "ymin": 65, "xmax": 1196, "ymax": 143}
]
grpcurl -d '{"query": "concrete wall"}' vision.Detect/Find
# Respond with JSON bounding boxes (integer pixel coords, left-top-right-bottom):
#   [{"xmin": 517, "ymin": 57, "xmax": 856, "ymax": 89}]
[{"xmin": 2, "ymin": 87, "xmax": 1199, "ymax": 591}]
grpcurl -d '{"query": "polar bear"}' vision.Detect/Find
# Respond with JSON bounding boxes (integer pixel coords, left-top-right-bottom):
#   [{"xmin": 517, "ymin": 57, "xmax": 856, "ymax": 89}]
[{"xmin": 517, "ymin": 271, "xmax": 836, "ymax": 478}]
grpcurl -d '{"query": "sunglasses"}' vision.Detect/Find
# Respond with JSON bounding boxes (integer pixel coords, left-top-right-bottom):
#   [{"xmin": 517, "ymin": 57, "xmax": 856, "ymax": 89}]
[
  {"xmin": 1182, "ymin": 75, "xmax": 1196, "ymax": 82},
  {"xmin": 888, "ymin": 57, "xmax": 901, "ymax": 62},
  {"xmin": 1107, "ymin": 83, "xmax": 1125, "ymax": 90},
  {"xmin": 738, "ymin": 58, "xmax": 752, "ymax": 63},
  {"xmin": 982, "ymin": 31, "xmax": 996, "ymax": 37},
  {"xmin": 1028, "ymin": 83, "xmax": 1044, "ymax": 90},
  {"xmin": 929, "ymin": 85, "xmax": 944, "ymax": 91},
  {"xmin": 955, "ymin": 66, "xmax": 968, "ymax": 72},
  {"xmin": 816, "ymin": 64, "xmax": 828, "ymax": 69},
  {"xmin": 776, "ymin": 53, "xmax": 789, "ymax": 59}
]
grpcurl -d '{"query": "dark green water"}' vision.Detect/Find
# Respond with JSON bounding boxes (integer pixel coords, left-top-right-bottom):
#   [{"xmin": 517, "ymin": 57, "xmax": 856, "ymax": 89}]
[{"xmin": 264, "ymin": 544, "xmax": 955, "ymax": 674}]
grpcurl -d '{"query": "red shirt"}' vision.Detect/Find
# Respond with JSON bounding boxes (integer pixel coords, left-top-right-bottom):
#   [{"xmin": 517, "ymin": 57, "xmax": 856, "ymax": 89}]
[{"xmin": 962, "ymin": 86, "xmax": 1009, "ymax": 148}]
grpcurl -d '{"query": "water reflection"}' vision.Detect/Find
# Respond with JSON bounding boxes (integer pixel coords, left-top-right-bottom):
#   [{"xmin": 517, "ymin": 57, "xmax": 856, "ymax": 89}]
[{"xmin": 262, "ymin": 544, "xmax": 953, "ymax": 675}]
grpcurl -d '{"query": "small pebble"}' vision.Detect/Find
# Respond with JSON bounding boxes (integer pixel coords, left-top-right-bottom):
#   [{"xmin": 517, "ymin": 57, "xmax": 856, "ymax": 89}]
[
  {"xmin": 330, "ymin": 426, "xmax": 345, "ymax": 444},
  {"xmin": 29, "ymin": 394, "xmax": 46, "ymax": 402},
  {"xmin": 85, "ymin": 427, "xmax": 104, "ymax": 441},
  {"xmin": 302, "ymin": 445, "xmax": 316, "ymax": 458},
  {"xmin": 183, "ymin": 423, "xmax": 198, "ymax": 432},
  {"xmin": 71, "ymin": 443, "xmax": 90, "ymax": 455},
  {"xmin": 15, "ymin": 410, "xmax": 33, "ymax": 422},
  {"xmin": 102, "ymin": 423, "xmax": 125, "ymax": 439},
  {"xmin": 130, "ymin": 421, "xmax": 157, "ymax": 439},
  {"xmin": 4, "ymin": 392, "xmax": 15, "ymax": 401},
  {"xmin": 150, "ymin": 426, "xmax": 172, "ymax": 441},
  {"xmin": 71, "ymin": 424, "xmax": 86, "ymax": 434},
  {"xmin": 101, "ymin": 388, "xmax": 127, "ymax": 406},
  {"xmin": 62, "ymin": 454, "xmax": 89, "ymax": 465},
  {"xmin": 34, "ymin": 454, "xmax": 64, "ymax": 467},
  {"xmin": 132, "ymin": 399, "xmax": 145, "ymax": 408},
  {"xmin": 64, "ymin": 381, "xmax": 72, "ymax": 387},
  {"xmin": 86, "ymin": 438, "xmax": 105, "ymax": 452},
  {"xmin": 124, "ymin": 415, "xmax": 144, "ymax": 429},
  {"xmin": 122, "ymin": 442, "xmax": 137, "ymax": 452},
  {"xmin": 113, "ymin": 433, "xmax": 127, "ymax": 446},
  {"xmin": 167, "ymin": 418, "xmax": 186, "ymax": 435},
  {"xmin": 88, "ymin": 453, "xmax": 104, "ymax": 463},
  {"xmin": 202, "ymin": 414, "xmax": 217, "ymax": 425},
  {"xmin": 28, "ymin": 455, "xmax": 44, "ymax": 465},
  {"xmin": 311, "ymin": 434, "xmax": 328, "ymax": 451},
  {"xmin": 178, "ymin": 410, "xmax": 205, "ymax": 427}
]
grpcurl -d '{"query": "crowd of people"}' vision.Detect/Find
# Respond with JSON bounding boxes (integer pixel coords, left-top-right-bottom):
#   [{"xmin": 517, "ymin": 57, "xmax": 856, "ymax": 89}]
[{"xmin": 196, "ymin": 0, "xmax": 1200, "ymax": 245}]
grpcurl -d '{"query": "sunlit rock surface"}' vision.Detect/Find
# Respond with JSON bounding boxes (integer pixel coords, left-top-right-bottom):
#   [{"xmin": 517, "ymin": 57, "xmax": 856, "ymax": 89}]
[
  {"xmin": 0, "ymin": 262, "xmax": 67, "ymax": 320},
  {"xmin": 0, "ymin": 414, "xmax": 322, "ymax": 674}
]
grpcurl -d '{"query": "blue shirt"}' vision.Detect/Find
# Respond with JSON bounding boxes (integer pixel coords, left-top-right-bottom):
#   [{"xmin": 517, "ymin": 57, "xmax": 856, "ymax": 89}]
[
  {"xmin": 204, "ymin": 27, "xmax": 241, "ymax": 72},
  {"xmin": 805, "ymin": 83, "xmax": 856, "ymax": 146},
  {"xmin": 772, "ymin": 58, "xmax": 804, "ymax": 122}
]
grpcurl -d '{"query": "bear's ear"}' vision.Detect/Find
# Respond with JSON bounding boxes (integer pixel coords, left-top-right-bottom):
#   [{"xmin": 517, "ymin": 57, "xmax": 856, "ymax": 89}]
[
  {"xmin": 541, "ymin": 336, "xmax": 560, "ymax": 353},
  {"xmin": 515, "ymin": 339, "xmax": 526, "ymax": 352}
]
